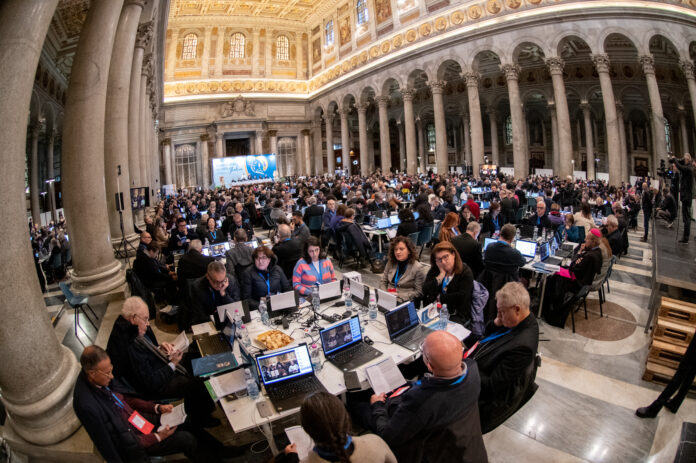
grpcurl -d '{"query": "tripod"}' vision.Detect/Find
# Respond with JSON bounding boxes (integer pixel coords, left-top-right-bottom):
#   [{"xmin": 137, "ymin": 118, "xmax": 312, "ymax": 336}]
[{"xmin": 114, "ymin": 209, "xmax": 137, "ymax": 266}]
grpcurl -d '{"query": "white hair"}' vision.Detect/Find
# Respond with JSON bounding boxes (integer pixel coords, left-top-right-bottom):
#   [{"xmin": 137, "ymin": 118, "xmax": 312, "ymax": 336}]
[
  {"xmin": 122, "ymin": 296, "xmax": 147, "ymax": 318},
  {"xmin": 496, "ymin": 282, "xmax": 530, "ymax": 310}
]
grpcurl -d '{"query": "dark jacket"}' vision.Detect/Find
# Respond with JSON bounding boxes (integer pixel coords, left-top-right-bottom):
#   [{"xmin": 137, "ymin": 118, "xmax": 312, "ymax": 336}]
[
  {"xmin": 606, "ymin": 230, "xmax": 623, "ymax": 258},
  {"xmin": 167, "ymin": 229, "xmax": 198, "ymax": 254},
  {"xmin": 570, "ymin": 246, "xmax": 602, "ymax": 287},
  {"xmin": 451, "ymin": 233, "xmax": 484, "ymax": 278},
  {"xmin": 240, "ymin": 264, "xmax": 292, "ymax": 311},
  {"xmin": 370, "ymin": 359, "xmax": 488, "ymax": 463},
  {"xmin": 336, "ymin": 220, "xmax": 373, "ymax": 260},
  {"xmin": 225, "ymin": 245, "xmax": 254, "ymax": 279},
  {"xmin": 673, "ymin": 159, "xmax": 694, "ymax": 199},
  {"xmin": 641, "ymin": 191, "xmax": 654, "ymax": 216},
  {"xmin": 106, "ymin": 316, "xmax": 158, "ymax": 384},
  {"xmin": 396, "ymin": 220, "xmax": 419, "ymax": 238},
  {"xmin": 659, "ymin": 193, "xmax": 677, "ymax": 219},
  {"xmin": 229, "ymin": 221, "xmax": 254, "ymax": 241},
  {"xmin": 132, "ymin": 253, "xmax": 173, "ymax": 291},
  {"xmin": 479, "ymin": 242, "xmax": 526, "ymax": 323},
  {"xmin": 303, "ymin": 204, "xmax": 325, "ymax": 222},
  {"xmin": 481, "ymin": 212, "xmax": 505, "ymax": 236},
  {"xmin": 473, "ymin": 313, "xmax": 539, "ymax": 433},
  {"xmin": 272, "ymin": 237, "xmax": 304, "ymax": 280},
  {"xmin": 177, "ymin": 249, "xmax": 215, "ymax": 282},
  {"xmin": 203, "ymin": 229, "xmax": 225, "ymax": 244},
  {"xmin": 187, "ymin": 274, "xmax": 241, "ymax": 328},
  {"xmin": 528, "ymin": 212, "xmax": 553, "ymax": 233},
  {"xmin": 422, "ymin": 265, "xmax": 474, "ymax": 325}
]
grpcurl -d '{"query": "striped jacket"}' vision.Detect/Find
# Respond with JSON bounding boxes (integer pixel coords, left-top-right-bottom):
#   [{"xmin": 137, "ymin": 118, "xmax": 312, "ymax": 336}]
[{"xmin": 292, "ymin": 258, "xmax": 336, "ymax": 296}]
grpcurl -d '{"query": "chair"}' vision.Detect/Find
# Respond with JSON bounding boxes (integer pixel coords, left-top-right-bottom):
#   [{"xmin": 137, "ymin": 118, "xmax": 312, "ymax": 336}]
[
  {"xmin": 526, "ymin": 197, "xmax": 537, "ymax": 211},
  {"xmin": 307, "ymin": 215, "xmax": 323, "ymax": 236},
  {"xmin": 431, "ymin": 222, "xmax": 442, "ymax": 246},
  {"xmin": 575, "ymin": 226, "xmax": 586, "ymax": 243},
  {"xmin": 514, "ymin": 207, "xmax": 524, "ymax": 224},
  {"xmin": 604, "ymin": 255, "xmax": 616, "ymax": 294},
  {"xmin": 59, "ymin": 281, "xmax": 98, "ymax": 343},
  {"xmin": 416, "ymin": 226, "xmax": 433, "ymax": 259},
  {"xmin": 589, "ymin": 255, "xmax": 615, "ymax": 318},
  {"xmin": 337, "ymin": 231, "xmax": 360, "ymax": 268},
  {"xmin": 566, "ymin": 285, "xmax": 591, "ymax": 333},
  {"xmin": 263, "ymin": 213, "xmax": 277, "ymax": 238},
  {"xmin": 407, "ymin": 231, "xmax": 420, "ymax": 246}
]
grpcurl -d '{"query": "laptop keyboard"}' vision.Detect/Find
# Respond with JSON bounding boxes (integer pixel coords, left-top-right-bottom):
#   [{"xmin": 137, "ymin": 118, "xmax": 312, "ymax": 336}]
[
  {"xmin": 397, "ymin": 328, "xmax": 425, "ymax": 345},
  {"xmin": 271, "ymin": 377, "xmax": 321, "ymax": 400},
  {"xmin": 332, "ymin": 343, "xmax": 371, "ymax": 363}
]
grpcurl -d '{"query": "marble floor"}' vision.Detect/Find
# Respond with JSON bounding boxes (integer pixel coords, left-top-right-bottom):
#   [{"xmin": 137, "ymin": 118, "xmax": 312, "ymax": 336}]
[{"xmin": 46, "ymin": 218, "xmax": 696, "ymax": 462}]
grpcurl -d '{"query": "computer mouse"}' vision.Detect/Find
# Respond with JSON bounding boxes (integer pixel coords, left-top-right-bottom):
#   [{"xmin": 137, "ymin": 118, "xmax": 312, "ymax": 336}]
[{"xmin": 364, "ymin": 336, "xmax": 374, "ymax": 345}]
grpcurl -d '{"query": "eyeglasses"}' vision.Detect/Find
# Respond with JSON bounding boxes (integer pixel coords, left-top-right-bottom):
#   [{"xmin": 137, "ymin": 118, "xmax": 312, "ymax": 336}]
[
  {"xmin": 435, "ymin": 253, "xmax": 452, "ymax": 264},
  {"xmin": 208, "ymin": 275, "xmax": 227, "ymax": 286},
  {"xmin": 255, "ymin": 255, "xmax": 270, "ymax": 262},
  {"xmin": 92, "ymin": 367, "xmax": 113, "ymax": 377}
]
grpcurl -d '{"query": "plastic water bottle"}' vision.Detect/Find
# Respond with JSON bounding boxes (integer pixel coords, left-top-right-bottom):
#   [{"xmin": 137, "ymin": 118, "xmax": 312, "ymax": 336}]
[
  {"xmin": 244, "ymin": 368, "xmax": 259, "ymax": 400},
  {"xmin": 515, "ymin": 228, "xmax": 521, "ymax": 241},
  {"xmin": 532, "ymin": 227, "xmax": 537, "ymax": 241},
  {"xmin": 239, "ymin": 324, "xmax": 251, "ymax": 347},
  {"xmin": 310, "ymin": 344, "xmax": 323, "ymax": 371},
  {"xmin": 259, "ymin": 297, "xmax": 270, "ymax": 326},
  {"xmin": 439, "ymin": 304, "xmax": 450, "ymax": 330},
  {"xmin": 312, "ymin": 285, "xmax": 321, "ymax": 313},
  {"xmin": 368, "ymin": 295, "xmax": 378, "ymax": 321},
  {"xmin": 343, "ymin": 282, "xmax": 352, "ymax": 310},
  {"xmin": 233, "ymin": 309, "xmax": 242, "ymax": 326}
]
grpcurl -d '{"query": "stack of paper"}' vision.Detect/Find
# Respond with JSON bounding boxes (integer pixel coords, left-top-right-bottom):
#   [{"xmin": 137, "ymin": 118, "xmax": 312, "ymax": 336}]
[
  {"xmin": 191, "ymin": 322, "xmax": 216, "ymax": 336},
  {"xmin": 171, "ymin": 331, "xmax": 189, "ymax": 353},
  {"xmin": 208, "ymin": 369, "xmax": 246, "ymax": 399},
  {"xmin": 365, "ymin": 357, "xmax": 406, "ymax": 395},
  {"xmin": 157, "ymin": 403, "xmax": 187, "ymax": 431},
  {"xmin": 285, "ymin": 425, "xmax": 313, "ymax": 460}
]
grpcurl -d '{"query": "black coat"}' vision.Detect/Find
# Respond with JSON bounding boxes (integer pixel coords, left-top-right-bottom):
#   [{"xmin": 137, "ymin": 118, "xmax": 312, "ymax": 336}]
[
  {"xmin": 570, "ymin": 246, "xmax": 602, "ymax": 287},
  {"xmin": 370, "ymin": 359, "xmax": 488, "ymax": 463},
  {"xmin": 528, "ymin": 212, "xmax": 553, "ymax": 233},
  {"xmin": 659, "ymin": 194, "xmax": 677, "ymax": 219},
  {"xmin": 673, "ymin": 159, "xmax": 694, "ymax": 200},
  {"xmin": 106, "ymin": 316, "xmax": 158, "ymax": 385},
  {"xmin": 229, "ymin": 221, "xmax": 254, "ymax": 241},
  {"xmin": 472, "ymin": 314, "xmax": 539, "ymax": 433},
  {"xmin": 396, "ymin": 220, "xmax": 419, "ymax": 238},
  {"xmin": 177, "ymin": 249, "xmax": 215, "ymax": 282},
  {"xmin": 336, "ymin": 221, "xmax": 373, "ymax": 260},
  {"xmin": 187, "ymin": 274, "xmax": 241, "ymax": 328},
  {"xmin": 272, "ymin": 238, "xmax": 304, "ymax": 280},
  {"xmin": 132, "ymin": 253, "xmax": 173, "ymax": 291},
  {"xmin": 451, "ymin": 233, "xmax": 484, "ymax": 278},
  {"xmin": 422, "ymin": 265, "xmax": 474, "ymax": 325},
  {"xmin": 606, "ymin": 230, "xmax": 623, "ymax": 258},
  {"xmin": 240, "ymin": 264, "xmax": 292, "ymax": 311},
  {"xmin": 481, "ymin": 212, "xmax": 505, "ymax": 236},
  {"xmin": 167, "ymin": 230, "xmax": 198, "ymax": 254},
  {"xmin": 303, "ymin": 204, "xmax": 325, "ymax": 222},
  {"xmin": 479, "ymin": 242, "xmax": 526, "ymax": 323}
]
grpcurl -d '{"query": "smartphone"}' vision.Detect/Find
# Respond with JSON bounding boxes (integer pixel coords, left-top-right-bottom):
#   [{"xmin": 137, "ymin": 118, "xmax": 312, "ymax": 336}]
[
  {"xmin": 343, "ymin": 371, "xmax": 361, "ymax": 391},
  {"xmin": 256, "ymin": 400, "xmax": 273, "ymax": 418}
]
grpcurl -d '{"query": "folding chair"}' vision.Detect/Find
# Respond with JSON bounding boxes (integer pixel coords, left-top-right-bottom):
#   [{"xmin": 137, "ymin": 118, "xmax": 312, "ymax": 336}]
[{"xmin": 59, "ymin": 281, "xmax": 98, "ymax": 343}]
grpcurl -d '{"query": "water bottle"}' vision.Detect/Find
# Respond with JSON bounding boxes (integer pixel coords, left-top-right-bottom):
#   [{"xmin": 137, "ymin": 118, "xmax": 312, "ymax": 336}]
[
  {"xmin": 244, "ymin": 368, "xmax": 259, "ymax": 400},
  {"xmin": 239, "ymin": 324, "xmax": 251, "ymax": 347},
  {"xmin": 515, "ymin": 228, "xmax": 521, "ymax": 241},
  {"xmin": 439, "ymin": 304, "xmax": 450, "ymax": 330},
  {"xmin": 310, "ymin": 343, "xmax": 323, "ymax": 371},
  {"xmin": 532, "ymin": 227, "xmax": 537, "ymax": 241},
  {"xmin": 311, "ymin": 285, "xmax": 320, "ymax": 313},
  {"xmin": 368, "ymin": 295, "xmax": 378, "ymax": 321},
  {"xmin": 259, "ymin": 297, "xmax": 270, "ymax": 326},
  {"xmin": 204, "ymin": 237, "xmax": 209, "ymax": 246},
  {"xmin": 233, "ymin": 309, "xmax": 242, "ymax": 326},
  {"xmin": 343, "ymin": 282, "xmax": 352, "ymax": 310}
]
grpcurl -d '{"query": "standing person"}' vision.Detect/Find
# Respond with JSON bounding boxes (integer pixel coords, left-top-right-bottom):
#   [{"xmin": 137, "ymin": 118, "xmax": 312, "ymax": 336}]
[
  {"xmin": 451, "ymin": 221, "xmax": 484, "ymax": 279},
  {"xmin": 671, "ymin": 154, "xmax": 694, "ymax": 244},
  {"xmin": 640, "ymin": 183, "xmax": 654, "ymax": 242}
]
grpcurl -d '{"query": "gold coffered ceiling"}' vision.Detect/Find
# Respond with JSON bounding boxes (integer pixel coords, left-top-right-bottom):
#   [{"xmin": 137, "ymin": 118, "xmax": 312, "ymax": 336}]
[{"xmin": 169, "ymin": 0, "xmax": 323, "ymax": 23}]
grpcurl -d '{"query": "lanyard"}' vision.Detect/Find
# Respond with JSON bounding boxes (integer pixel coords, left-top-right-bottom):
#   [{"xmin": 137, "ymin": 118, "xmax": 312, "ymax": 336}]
[
  {"xmin": 310, "ymin": 260, "xmax": 324, "ymax": 282},
  {"xmin": 105, "ymin": 387, "xmax": 126, "ymax": 410},
  {"xmin": 441, "ymin": 275, "xmax": 452, "ymax": 293},
  {"xmin": 480, "ymin": 328, "xmax": 512, "ymax": 344},
  {"xmin": 258, "ymin": 271, "xmax": 271, "ymax": 295},
  {"xmin": 210, "ymin": 230, "xmax": 217, "ymax": 240},
  {"xmin": 394, "ymin": 264, "xmax": 407, "ymax": 287}
]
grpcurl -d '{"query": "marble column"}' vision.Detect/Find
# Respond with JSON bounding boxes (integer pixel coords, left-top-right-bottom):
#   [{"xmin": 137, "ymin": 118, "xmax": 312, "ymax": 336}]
[
  {"xmin": 105, "ymin": 0, "xmax": 143, "ymax": 250},
  {"xmin": 402, "ymin": 89, "xmax": 418, "ymax": 174},
  {"xmin": 488, "ymin": 109, "xmax": 499, "ymax": 165},
  {"xmin": 462, "ymin": 112, "xmax": 472, "ymax": 167},
  {"xmin": 216, "ymin": 132, "xmax": 224, "ymax": 158},
  {"xmin": 679, "ymin": 110, "xmax": 690, "ymax": 155},
  {"xmin": 200, "ymin": 134, "xmax": 210, "ymax": 186},
  {"xmin": 546, "ymin": 57, "xmax": 573, "ymax": 179},
  {"xmin": 166, "ymin": 27, "xmax": 178, "ymax": 80},
  {"xmin": 312, "ymin": 120, "xmax": 322, "ymax": 175},
  {"xmin": 169, "ymin": 139, "xmax": 177, "ymax": 187},
  {"xmin": 302, "ymin": 129, "xmax": 312, "ymax": 176},
  {"xmin": 357, "ymin": 103, "xmax": 369, "ymax": 176},
  {"xmin": 464, "ymin": 72, "xmax": 485, "ymax": 173},
  {"xmin": 681, "ymin": 60, "xmax": 696, "ymax": 134},
  {"xmin": 415, "ymin": 119, "xmax": 425, "ymax": 173},
  {"xmin": 325, "ymin": 115, "xmax": 336, "ymax": 174},
  {"xmin": 162, "ymin": 139, "xmax": 172, "ymax": 185},
  {"xmin": 268, "ymin": 130, "xmax": 278, "ymax": 175},
  {"xmin": 581, "ymin": 103, "xmax": 594, "ymax": 180},
  {"xmin": 296, "ymin": 131, "xmax": 305, "ymax": 174},
  {"xmin": 139, "ymin": 66, "xmax": 150, "ymax": 191},
  {"xmin": 616, "ymin": 103, "xmax": 628, "ymax": 182},
  {"xmin": 549, "ymin": 104, "xmax": 560, "ymax": 174},
  {"xmin": 0, "ymin": 1, "xmax": 83, "ymax": 445},
  {"xmin": 502, "ymin": 64, "xmax": 527, "ymax": 178},
  {"xmin": 367, "ymin": 128, "xmax": 375, "ymax": 173},
  {"xmin": 340, "ymin": 108, "xmax": 351, "ymax": 176},
  {"xmin": 46, "ymin": 131, "xmax": 57, "ymax": 223},
  {"xmin": 128, "ymin": 22, "xmax": 149, "ymax": 194},
  {"xmin": 62, "ymin": 0, "xmax": 126, "ymax": 296},
  {"xmin": 256, "ymin": 130, "xmax": 265, "ymax": 155},
  {"xmin": 431, "ymin": 81, "xmax": 448, "ymax": 173},
  {"xmin": 640, "ymin": 55, "xmax": 667, "ymax": 168},
  {"xmin": 29, "ymin": 123, "xmax": 41, "ymax": 226},
  {"xmin": 376, "ymin": 96, "xmax": 391, "ymax": 174},
  {"xmin": 592, "ymin": 54, "xmax": 621, "ymax": 186}
]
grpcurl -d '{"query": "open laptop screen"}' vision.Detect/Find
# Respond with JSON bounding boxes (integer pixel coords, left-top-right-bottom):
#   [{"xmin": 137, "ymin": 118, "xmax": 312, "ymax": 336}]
[
  {"xmin": 376, "ymin": 217, "xmax": 391, "ymax": 229},
  {"xmin": 539, "ymin": 242, "xmax": 550, "ymax": 261},
  {"xmin": 385, "ymin": 301, "xmax": 419, "ymax": 338},
  {"xmin": 256, "ymin": 344, "xmax": 313, "ymax": 386},
  {"xmin": 515, "ymin": 239, "xmax": 537, "ymax": 258},
  {"xmin": 201, "ymin": 245, "xmax": 211, "ymax": 256},
  {"xmin": 319, "ymin": 316, "xmax": 362, "ymax": 355},
  {"xmin": 483, "ymin": 237, "xmax": 497, "ymax": 252},
  {"xmin": 389, "ymin": 216, "xmax": 401, "ymax": 226},
  {"xmin": 413, "ymin": 211, "xmax": 420, "ymax": 220},
  {"xmin": 210, "ymin": 243, "xmax": 227, "ymax": 257},
  {"xmin": 268, "ymin": 290, "xmax": 298, "ymax": 315}
]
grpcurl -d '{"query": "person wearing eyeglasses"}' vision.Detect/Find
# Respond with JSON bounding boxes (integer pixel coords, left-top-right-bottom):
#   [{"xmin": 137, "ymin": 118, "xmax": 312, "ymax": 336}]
[
  {"xmin": 187, "ymin": 260, "xmax": 241, "ymax": 328},
  {"xmin": 422, "ymin": 241, "xmax": 474, "ymax": 325},
  {"xmin": 241, "ymin": 246, "xmax": 292, "ymax": 311}
]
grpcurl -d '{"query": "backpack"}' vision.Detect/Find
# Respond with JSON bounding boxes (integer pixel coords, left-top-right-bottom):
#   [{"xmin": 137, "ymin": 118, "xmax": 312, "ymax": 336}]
[{"xmin": 470, "ymin": 281, "xmax": 488, "ymax": 337}]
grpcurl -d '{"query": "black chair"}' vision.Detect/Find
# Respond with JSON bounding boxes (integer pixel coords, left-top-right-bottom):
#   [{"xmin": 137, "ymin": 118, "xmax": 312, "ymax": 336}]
[
  {"xmin": 59, "ymin": 281, "xmax": 98, "ymax": 343},
  {"xmin": 125, "ymin": 269, "xmax": 157, "ymax": 320},
  {"xmin": 307, "ymin": 215, "xmax": 323, "ymax": 237},
  {"xmin": 407, "ymin": 231, "xmax": 420, "ymax": 246},
  {"xmin": 567, "ymin": 285, "xmax": 591, "ymax": 333},
  {"xmin": 337, "ymin": 230, "xmax": 360, "ymax": 268},
  {"xmin": 263, "ymin": 213, "xmax": 277, "ymax": 238}
]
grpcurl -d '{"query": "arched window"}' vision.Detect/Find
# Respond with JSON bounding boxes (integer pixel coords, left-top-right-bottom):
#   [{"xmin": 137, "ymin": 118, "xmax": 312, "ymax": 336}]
[
  {"xmin": 664, "ymin": 118, "xmax": 673, "ymax": 155},
  {"xmin": 181, "ymin": 33, "xmax": 198, "ymax": 60},
  {"xmin": 426, "ymin": 123, "xmax": 436, "ymax": 152},
  {"xmin": 276, "ymin": 35, "xmax": 289, "ymax": 60},
  {"xmin": 325, "ymin": 20, "xmax": 334, "ymax": 46},
  {"xmin": 230, "ymin": 33, "xmax": 245, "ymax": 59},
  {"xmin": 504, "ymin": 115, "xmax": 513, "ymax": 145},
  {"xmin": 356, "ymin": 0, "xmax": 369, "ymax": 25}
]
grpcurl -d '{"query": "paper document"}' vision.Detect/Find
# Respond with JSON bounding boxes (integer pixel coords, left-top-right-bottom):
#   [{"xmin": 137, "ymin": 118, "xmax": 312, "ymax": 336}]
[
  {"xmin": 217, "ymin": 301, "xmax": 244, "ymax": 322},
  {"xmin": 350, "ymin": 282, "xmax": 365, "ymax": 301},
  {"xmin": 208, "ymin": 369, "xmax": 246, "ymax": 399},
  {"xmin": 269, "ymin": 291, "xmax": 295, "ymax": 312},
  {"xmin": 376, "ymin": 289, "xmax": 397, "ymax": 310},
  {"xmin": 158, "ymin": 403, "xmax": 187, "ymax": 431},
  {"xmin": 171, "ymin": 331, "xmax": 190, "ymax": 353},
  {"xmin": 365, "ymin": 357, "xmax": 407, "ymax": 395},
  {"xmin": 191, "ymin": 322, "xmax": 216, "ymax": 336},
  {"xmin": 285, "ymin": 425, "xmax": 314, "ymax": 460},
  {"xmin": 447, "ymin": 322, "xmax": 471, "ymax": 341}
]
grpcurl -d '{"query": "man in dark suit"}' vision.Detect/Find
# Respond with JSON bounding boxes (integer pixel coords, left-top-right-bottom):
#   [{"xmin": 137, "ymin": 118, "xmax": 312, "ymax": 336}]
[
  {"xmin": 605, "ymin": 215, "xmax": 624, "ymax": 257},
  {"xmin": 168, "ymin": 217, "xmax": 198, "ymax": 254},
  {"xmin": 133, "ymin": 242, "xmax": 177, "ymax": 303},
  {"xmin": 229, "ymin": 213, "xmax": 254, "ymax": 241},
  {"xmin": 470, "ymin": 282, "xmax": 539, "ymax": 433},
  {"xmin": 177, "ymin": 239, "xmax": 215, "ymax": 282},
  {"xmin": 272, "ymin": 224, "xmax": 304, "ymax": 280},
  {"xmin": 452, "ymin": 221, "xmax": 484, "ymax": 278},
  {"xmin": 672, "ymin": 154, "xmax": 694, "ymax": 244},
  {"xmin": 302, "ymin": 196, "xmax": 325, "ymax": 223},
  {"xmin": 186, "ymin": 261, "xmax": 241, "ymax": 328},
  {"xmin": 73, "ymin": 345, "xmax": 200, "ymax": 462},
  {"xmin": 528, "ymin": 200, "xmax": 552, "ymax": 234}
]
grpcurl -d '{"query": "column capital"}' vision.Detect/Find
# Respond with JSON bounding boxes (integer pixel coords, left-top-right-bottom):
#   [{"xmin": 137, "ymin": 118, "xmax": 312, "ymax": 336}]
[
  {"xmin": 324, "ymin": 114, "xmax": 335, "ymax": 123},
  {"xmin": 579, "ymin": 102, "xmax": 591, "ymax": 114},
  {"xmin": 680, "ymin": 59, "xmax": 695, "ymax": 80},
  {"xmin": 500, "ymin": 63, "xmax": 521, "ymax": 80},
  {"xmin": 311, "ymin": 118, "xmax": 322, "ymax": 129},
  {"xmin": 487, "ymin": 108, "xmax": 496, "ymax": 117},
  {"xmin": 339, "ymin": 106, "xmax": 351, "ymax": 117},
  {"xmin": 267, "ymin": 130, "xmax": 278, "ymax": 137},
  {"xmin": 301, "ymin": 129, "xmax": 311, "ymax": 136},
  {"xmin": 401, "ymin": 88, "xmax": 415, "ymax": 101},
  {"xmin": 614, "ymin": 101, "xmax": 624, "ymax": 116},
  {"xmin": 142, "ymin": 53, "xmax": 153, "ymax": 78},
  {"xmin": 430, "ymin": 81, "xmax": 446, "ymax": 94},
  {"xmin": 357, "ymin": 102, "xmax": 370, "ymax": 113},
  {"xmin": 200, "ymin": 134, "xmax": 209, "ymax": 141},
  {"xmin": 591, "ymin": 54, "xmax": 611, "ymax": 73},
  {"xmin": 545, "ymin": 57, "xmax": 565, "ymax": 75},
  {"xmin": 639, "ymin": 55, "xmax": 655, "ymax": 75},
  {"xmin": 547, "ymin": 102, "xmax": 557, "ymax": 114},
  {"xmin": 135, "ymin": 21, "xmax": 154, "ymax": 49},
  {"xmin": 463, "ymin": 72, "xmax": 480, "ymax": 87},
  {"xmin": 29, "ymin": 122, "xmax": 41, "ymax": 137},
  {"xmin": 161, "ymin": 137, "xmax": 171, "ymax": 145},
  {"xmin": 216, "ymin": 132, "xmax": 224, "ymax": 141},
  {"xmin": 376, "ymin": 96, "xmax": 390, "ymax": 107}
]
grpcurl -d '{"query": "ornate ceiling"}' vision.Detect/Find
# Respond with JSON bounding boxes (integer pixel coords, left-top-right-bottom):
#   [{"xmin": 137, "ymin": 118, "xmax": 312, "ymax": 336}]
[{"xmin": 169, "ymin": 0, "xmax": 325, "ymax": 24}]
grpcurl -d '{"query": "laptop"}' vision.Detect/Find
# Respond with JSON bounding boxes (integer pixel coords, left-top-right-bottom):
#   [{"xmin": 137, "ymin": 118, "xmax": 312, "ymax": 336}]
[
  {"xmin": 192, "ymin": 319, "xmax": 239, "ymax": 377},
  {"xmin": 538, "ymin": 242, "xmax": 550, "ymax": 262},
  {"xmin": 389, "ymin": 216, "xmax": 401, "ymax": 226},
  {"xmin": 385, "ymin": 301, "xmax": 434, "ymax": 351},
  {"xmin": 245, "ymin": 240, "xmax": 259, "ymax": 249},
  {"xmin": 255, "ymin": 344, "xmax": 328, "ymax": 412},
  {"xmin": 196, "ymin": 317, "xmax": 237, "ymax": 356},
  {"xmin": 483, "ymin": 237, "xmax": 497, "ymax": 252},
  {"xmin": 515, "ymin": 239, "xmax": 537, "ymax": 263},
  {"xmin": 349, "ymin": 281, "xmax": 370, "ymax": 307},
  {"xmin": 217, "ymin": 300, "xmax": 252, "ymax": 324},
  {"xmin": 376, "ymin": 217, "xmax": 392, "ymax": 229},
  {"xmin": 376, "ymin": 289, "xmax": 397, "ymax": 313},
  {"xmin": 268, "ymin": 290, "xmax": 300, "ymax": 318},
  {"xmin": 319, "ymin": 316, "xmax": 382, "ymax": 371},
  {"xmin": 201, "ymin": 245, "xmax": 211, "ymax": 256},
  {"xmin": 318, "ymin": 280, "xmax": 342, "ymax": 303},
  {"xmin": 209, "ymin": 242, "xmax": 230, "ymax": 257}
]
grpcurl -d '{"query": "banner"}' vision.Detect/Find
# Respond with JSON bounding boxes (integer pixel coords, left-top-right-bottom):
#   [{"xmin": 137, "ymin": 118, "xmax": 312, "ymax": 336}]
[{"xmin": 212, "ymin": 154, "xmax": 277, "ymax": 187}]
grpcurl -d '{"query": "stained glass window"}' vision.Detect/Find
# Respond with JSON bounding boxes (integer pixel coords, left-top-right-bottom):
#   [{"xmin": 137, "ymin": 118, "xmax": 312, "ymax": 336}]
[
  {"xmin": 181, "ymin": 33, "xmax": 198, "ymax": 60},
  {"xmin": 357, "ymin": 0, "xmax": 369, "ymax": 25},
  {"xmin": 230, "ymin": 33, "xmax": 245, "ymax": 59},
  {"xmin": 276, "ymin": 35, "xmax": 289, "ymax": 60}
]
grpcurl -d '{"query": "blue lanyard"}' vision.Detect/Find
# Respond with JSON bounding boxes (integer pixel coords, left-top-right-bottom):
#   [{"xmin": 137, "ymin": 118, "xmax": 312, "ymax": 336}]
[
  {"xmin": 441, "ymin": 275, "xmax": 452, "ymax": 293},
  {"xmin": 210, "ymin": 230, "xmax": 217, "ymax": 240},
  {"xmin": 480, "ymin": 329, "xmax": 512, "ymax": 344},
  {"xmin": 394, "ymin": 264, "xmax": 407, "ymax": 287},
  {"xmin": 105, "ymin": 387, "xmax": 126, "ymax": 410},
  {"xmin": 258, "ymin": 271, "xmax": 271, "ymax": 295},
  {"xmin": 309, "ymin": 260, "xmax": 324, "ymax": 282},
  {"xmin": 452, "ymin": 228, "xmax": 459, "ymax": 236},
  {"xmin": 493, "ymin": 216, "xmax": 499, "ymax": 228}
]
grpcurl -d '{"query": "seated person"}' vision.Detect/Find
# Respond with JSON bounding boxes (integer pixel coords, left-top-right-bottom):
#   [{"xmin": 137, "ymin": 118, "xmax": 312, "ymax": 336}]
[
  {"xmin": 241, "ymin": 246, "xmax": 292, "ymax": 311},
  {"xmin": 459, "ymin": 205, "xmax": 477, "ymax": 230},
  {"xmin": 187, "ymin": 261, "xmax": 241, "ymax": 328},
  {"xmin": 137, "ymin": 231, "xmax": 152, "ymax": 256},
  {"xmin": 336, "ymin": 208, "xmax": 375, "ymax": 264},
  {"xmin": 351, "ymin": 331, "xmax": 487, "ymax": 463},
  {"xmin": 438, "ymin": 212, "xmax": 461, "ymax": 243},
  {"xmin": 292, "ymin": 236, "xmax": 337, "ymax": 297},
  {"xmin": 202, "ymin": 217, "xmax": 224, "ymax": 244},
  {"xmin": 168, "ymin": 217, "xmax": 198, "ymax": 254},
  {"xmin": 379, "ymin": 236, "xmax": 426, "ymax": 305},
  {"xmin": 279, "ymin": 392, "xmax": 397, "ymax": 463},
  {"xmin": 422, "ymin": 241, "xmax": 474, "ymax": 325},
  {"xmin": 133, "ymin": 242, "xmax": 177, "ymax": 303},
  {"xmin": 186, "ymin": 205, "xmax": 201, "ymax": 225},
  {"xmin": 229, "ymin": 212, "xmax": 254, "ymax": 241},
  {"xmin": 272, "ymin": 224, "xmax": 304, "ymax": 281},
  {"xmin": 270, "ymin": 200, "xmax": 286, "ymax": 222},
  {"xmin": 528, "ymin": 200, "xmax": 552, "ymax": 234},
  {"xmin": 220, "ymin": 206, "xmax": 236, "ymax": 237},
  {"xmin": 303, "ymin": 196, "xmax": 325, "ymax": 222},
  {"xmin": 177, "ymin": 239, "xmax": 215, "ymax": 282},
  {"xmin": 322, "ymin": 198, "xmax": 337, "ymax": 230},
  {"xmin": 73, "ymin": 346, "xmax": 202, "ymax": 462},
  {"xmin": 557, "ymin": 212, "xmax": 582, "ymax": 243},
  {"xmin": 451, "ymin": 221, "xmax": 484, "ymax": 279},
  {"xmin": 547, "ymin": 203, "xmax": 565, "ymax": 228},
  {"xmin": 429, "ymin": 194, "xmax": 447, "ymax": 221},
  {"xmin": 395, "ymin": 208, "xmax": 419, "ymax": 238},
  {"xmin": 469, "ymin": 282, "xmax": 539, "ymax": 434},
  {"xmin": 225, "ymin": 229, "xmax": 254, "ymax": 279},
  {"xmin": 604, "ymin": 215, "xmax": 624, "ymax": 257},
  {"xmin": 655, "ymin": 187, "xmax": 677, "ymax": 226},
  {"xmin": 291, "ymin": 211, "xmax": 311, "ymax": 244},
  {"xmin": 480, "ymin": 202, "xmax": 504, "ymax": 236}
]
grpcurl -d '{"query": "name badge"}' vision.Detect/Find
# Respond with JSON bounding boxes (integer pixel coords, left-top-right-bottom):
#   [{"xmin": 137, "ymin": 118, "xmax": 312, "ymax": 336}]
[
  {"xmin": 128, "ymin": 411, "xmax": 154, "ymax": 435},
  {"xmin": 388, "ymin": 288, "xmax": 397, "ymax": 294}
]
